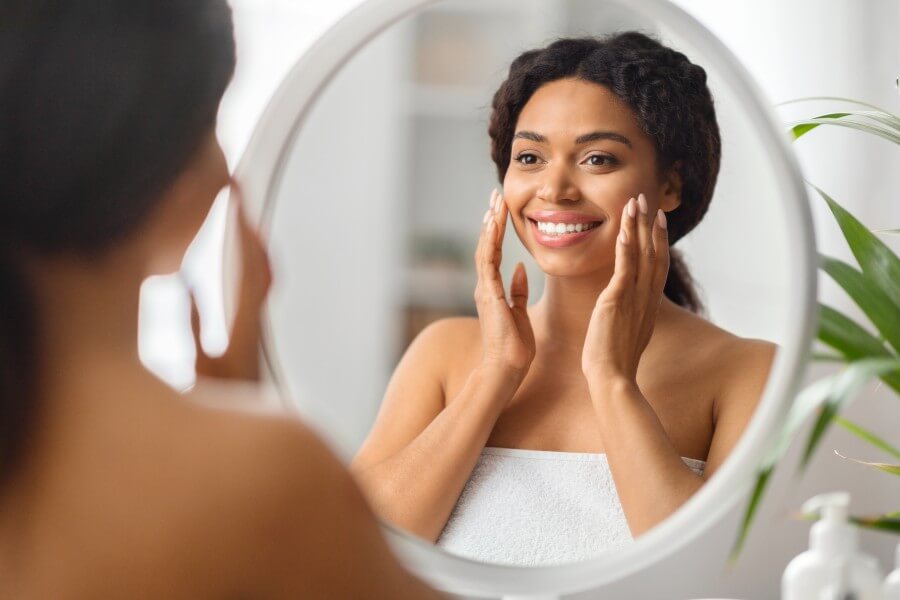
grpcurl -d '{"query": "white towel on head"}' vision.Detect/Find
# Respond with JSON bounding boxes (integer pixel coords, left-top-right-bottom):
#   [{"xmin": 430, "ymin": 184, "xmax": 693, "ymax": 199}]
[{"xmin": 435, "ymin": 447, "xmax": 706, "ymax": 567}]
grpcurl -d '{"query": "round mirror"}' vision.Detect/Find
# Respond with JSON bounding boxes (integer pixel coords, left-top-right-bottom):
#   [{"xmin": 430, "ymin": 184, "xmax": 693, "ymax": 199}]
[{"xmin": 233, "ymin": 0, "xmax": 816, "ymax": 595}]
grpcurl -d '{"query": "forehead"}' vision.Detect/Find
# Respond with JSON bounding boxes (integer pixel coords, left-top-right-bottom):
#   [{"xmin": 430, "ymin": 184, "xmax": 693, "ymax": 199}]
[{"xmin": 515, "ymin": 78, "xmax": 642, "ymax": 141}]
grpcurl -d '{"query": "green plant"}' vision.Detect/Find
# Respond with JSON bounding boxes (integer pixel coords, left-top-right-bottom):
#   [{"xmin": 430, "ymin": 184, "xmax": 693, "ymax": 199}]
[{"xmin": 730, "ymin": 91, "xmax": 900, "ymax": 561}]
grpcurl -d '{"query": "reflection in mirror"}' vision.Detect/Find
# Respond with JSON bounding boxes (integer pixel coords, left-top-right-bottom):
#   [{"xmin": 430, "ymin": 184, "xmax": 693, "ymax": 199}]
[{"xmin": 266, "ymin": 0, "xmax": 790, "ymax": 567}]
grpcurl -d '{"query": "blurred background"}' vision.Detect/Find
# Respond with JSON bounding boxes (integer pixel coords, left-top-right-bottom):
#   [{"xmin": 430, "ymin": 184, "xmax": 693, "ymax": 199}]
[{"xmin": 137, "ymin": 0, "xmax": 900, "ymax": 598}]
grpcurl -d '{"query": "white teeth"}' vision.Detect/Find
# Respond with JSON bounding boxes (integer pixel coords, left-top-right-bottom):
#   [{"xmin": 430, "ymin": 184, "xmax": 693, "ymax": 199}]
[{"xmin": 534, "ymin": 220, "xmax": 599, "ymax": 235}]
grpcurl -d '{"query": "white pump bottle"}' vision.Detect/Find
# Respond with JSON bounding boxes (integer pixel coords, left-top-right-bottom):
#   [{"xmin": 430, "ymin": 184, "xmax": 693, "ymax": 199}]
[
  {"xmin": 883, "ymin": 541, "xmax": 900, "ymax": 600},
  {"xmin": 781, "ymin": 492, "xmax": 882, "ymax": 600}
]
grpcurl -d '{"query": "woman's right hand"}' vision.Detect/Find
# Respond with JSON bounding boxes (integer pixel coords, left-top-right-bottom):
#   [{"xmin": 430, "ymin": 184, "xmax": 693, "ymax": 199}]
[{"xmin": 474, "ymin": 188, "xmax": 536, "ymax": 381}]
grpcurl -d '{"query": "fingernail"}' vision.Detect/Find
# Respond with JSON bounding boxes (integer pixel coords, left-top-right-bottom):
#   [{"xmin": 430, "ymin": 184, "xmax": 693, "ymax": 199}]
[
  {"xmin": 483, "ymin": 209, "xmax": 491, "ymax": 224},
  {"xmin": 493, "ymin": 194, "xmax": 502, "ymax": 214},
  {"xmin": 487, "ymin": 217, "xmax": 496, "ymax": 232},
  {"xmin": 489, "ymin": 190, "xmax": 496, "ymax": 210},
  {"xmin": 619, "ymin": 229, "xmax": 628, "ymax": 244},
  {"xmin": 627, "ymin": 198, "xmax": 636, "ymax": 218},
  {"xmin": 657, "ymin": 209, "xmax": 667, "ymax": 229},
  {"xmin": 638, "ymin": 193, "xmax": 648, "ymax": 214}
]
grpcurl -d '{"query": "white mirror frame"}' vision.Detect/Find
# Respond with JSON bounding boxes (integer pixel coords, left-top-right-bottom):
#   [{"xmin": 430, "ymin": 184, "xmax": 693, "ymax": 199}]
[{"xmin": 231, "ymin": 0, "xmax": 817, "ymax": 596}]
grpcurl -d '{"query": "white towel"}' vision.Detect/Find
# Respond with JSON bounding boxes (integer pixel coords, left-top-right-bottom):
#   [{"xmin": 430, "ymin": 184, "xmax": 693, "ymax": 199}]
[{"xmin": 435, "ymin": 447, "xmax": 706, "ymax": 567}]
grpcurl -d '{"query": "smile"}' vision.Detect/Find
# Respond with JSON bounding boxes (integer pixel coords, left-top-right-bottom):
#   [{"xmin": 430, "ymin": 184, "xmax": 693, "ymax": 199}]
[
  {"xmin": 528, "ymin": 217, "xmax": 604, "ymax": 248},
  {"xmin": 534, "ymin": 220, "xmax": 599, "ymax": 234}
]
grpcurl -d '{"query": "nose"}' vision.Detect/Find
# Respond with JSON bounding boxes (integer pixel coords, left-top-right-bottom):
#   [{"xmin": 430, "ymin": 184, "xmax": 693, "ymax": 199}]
[{"xmin": 535, "ymin": 162, "xmax": 581, "ymax": 205}]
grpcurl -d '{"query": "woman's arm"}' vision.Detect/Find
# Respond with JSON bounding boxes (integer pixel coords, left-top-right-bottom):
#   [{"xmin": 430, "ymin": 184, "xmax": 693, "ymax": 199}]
[
  {"xmin": 351, "ymin": 320, "xmax": 523, "ymax": 542},
  {"xmin": 351, "ymin": 190, "xmax": 534, "ymax": 542},
  {"xmin": 581, "ymin": 194, "xmax": 775, "ymax": 537},
  {"xmin": 586, "ymin": 338, "xmax": 773, "ymax": 536}
]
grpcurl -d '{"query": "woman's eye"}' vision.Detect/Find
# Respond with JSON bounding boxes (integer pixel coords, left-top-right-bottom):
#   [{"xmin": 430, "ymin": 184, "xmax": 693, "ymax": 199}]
[
  {"xmin": 514, "ymin": 152, "xmax": 540, "ymax": 166},
  {"xmin": 584, "ymin": 154, "xmax": 616, "ymax": 167}
]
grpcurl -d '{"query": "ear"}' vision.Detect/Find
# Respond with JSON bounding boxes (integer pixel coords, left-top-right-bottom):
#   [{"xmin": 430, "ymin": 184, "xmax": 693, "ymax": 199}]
[{"xmin": 658, "ymin": 160, "xmax": 683, "ymax": 212}]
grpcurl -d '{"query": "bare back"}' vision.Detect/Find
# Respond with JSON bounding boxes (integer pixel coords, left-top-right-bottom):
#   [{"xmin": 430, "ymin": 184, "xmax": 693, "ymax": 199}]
[{"xmin": 0, "ymin": 369, "xmax": 440, "ymax": 599}]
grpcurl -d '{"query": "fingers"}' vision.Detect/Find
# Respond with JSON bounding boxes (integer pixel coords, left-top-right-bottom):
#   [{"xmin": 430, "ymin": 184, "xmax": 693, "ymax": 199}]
[
  {"xmin": 189, "ymin": 289, "xmax": 216, "ymax": 377},
  {"xmin": 651, "ymin": 209, "xmax": 670, "ymax": 304},
  {"xmin": 230, "ymin": 179, "xmax": 273, "ymax": 303},
  {"xmin": 509, "ymin": 262, "xmax": 529, "ymax": 310},
  {"xmin": 607, "ymin": 197, "xmax": 638, "ymax": 300},
  {"xmin": 634, "ymin": 192, "xmax": 656, "ymax": 307},
  {"xmin": 190, "ymin": 291, "xmax": 203, "ymax": 357},
  {"xmin": 494, "ymin": 191, "xmax": 509, "ymax": 249},
  {"xmin": 475, "ymin": 189, "xmax": 506, "ymax": 302}
]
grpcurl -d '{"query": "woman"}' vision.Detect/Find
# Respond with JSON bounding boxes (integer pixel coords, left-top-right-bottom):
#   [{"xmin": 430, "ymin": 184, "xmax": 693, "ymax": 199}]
[
  {"xmin": 0, "ymin": 2, "xmax": 441, "ymax": 597},
  {"xmin": 351, "ymin": 33, "xmax": 776, "ymax": 565}
]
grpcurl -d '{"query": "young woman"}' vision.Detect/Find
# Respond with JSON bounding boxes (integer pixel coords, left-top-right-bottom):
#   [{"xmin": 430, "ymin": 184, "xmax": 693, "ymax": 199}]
[
  {"xmin": 0, "ymin": 2, "xmax": 441, "ymax": 597},
  {"xmin": 351, "ymin": 33, "xmax": 776, "ymax": 565}
]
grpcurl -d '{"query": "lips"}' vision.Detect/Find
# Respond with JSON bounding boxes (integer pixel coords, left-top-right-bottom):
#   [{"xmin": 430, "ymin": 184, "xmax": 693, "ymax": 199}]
[{"xmin": 527, "ymin": 214, "xmax": 605, "ymax": 249}]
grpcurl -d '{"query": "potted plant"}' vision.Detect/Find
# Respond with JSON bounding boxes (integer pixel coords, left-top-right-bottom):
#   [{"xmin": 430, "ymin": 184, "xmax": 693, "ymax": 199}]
[{"xmin": 732, "ymin": 86, "xmax": 900, "ymax": 560}]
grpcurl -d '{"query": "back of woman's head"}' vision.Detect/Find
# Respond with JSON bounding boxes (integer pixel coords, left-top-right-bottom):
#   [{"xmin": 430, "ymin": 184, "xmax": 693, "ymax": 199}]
[
  {"xmin": 488, "ymin": 32, "xmax": 721, "ymax": 313},
  {"xmin": 0, "ymin": 0, "xmax": 235, "ymax": 487}
]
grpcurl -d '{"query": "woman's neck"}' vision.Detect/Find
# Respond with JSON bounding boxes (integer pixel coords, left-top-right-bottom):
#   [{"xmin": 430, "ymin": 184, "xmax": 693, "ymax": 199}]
[
  {"xmin": 30, "ymin": 251, "xmax": 147, "ymax": 384},
  {"xmin": 530, "ymin": 267, "xmax": 677, "ymax": 352}
]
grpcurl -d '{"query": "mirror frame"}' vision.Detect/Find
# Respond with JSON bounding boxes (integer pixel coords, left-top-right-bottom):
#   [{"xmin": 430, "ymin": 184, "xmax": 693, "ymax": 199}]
[{"xmin": 230, "ymin": 0, "xmax": 817, "ymax": 595}]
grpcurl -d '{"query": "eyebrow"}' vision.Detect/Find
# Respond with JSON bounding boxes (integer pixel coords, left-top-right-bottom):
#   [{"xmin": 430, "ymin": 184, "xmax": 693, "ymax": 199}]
[{"xmin": 513, "ymin": 130, "xmax": 633, "ymax": 148}]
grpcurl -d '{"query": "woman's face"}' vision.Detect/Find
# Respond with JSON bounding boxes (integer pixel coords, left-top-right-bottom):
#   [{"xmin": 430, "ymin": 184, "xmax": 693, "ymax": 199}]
[{"xmin": 503, "ymin": 78, "xmax": 681, "ymax": 278}]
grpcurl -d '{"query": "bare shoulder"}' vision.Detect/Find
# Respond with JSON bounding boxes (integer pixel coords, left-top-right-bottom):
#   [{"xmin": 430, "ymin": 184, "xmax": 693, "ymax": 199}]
[
  {"xmin": 662, "ymin": 304, "xmax": 777, "ymax": 409},
  {"xmin": 404, "ymin": 316, "xmax": 483, "ymax": 385},
  {"xmin": 173, "ymin": 404, "xmax": 433, "ymax": 597},
  {"xmin": 412, "ymin": 316, "xmax": 481, "ymax": 352},
  {"xmin": 665, "ymin": 303, "xmax": 777, "ymax": 367},
  {"xmin": 713, "ymin": 335, "xmax": 778, "ymax": 407}
]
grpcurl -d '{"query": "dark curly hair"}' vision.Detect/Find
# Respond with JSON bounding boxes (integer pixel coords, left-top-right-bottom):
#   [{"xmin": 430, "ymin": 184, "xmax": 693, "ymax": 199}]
[{"xmin": 488, "ymin": 31, "xmax": 721, "ymax": 313}]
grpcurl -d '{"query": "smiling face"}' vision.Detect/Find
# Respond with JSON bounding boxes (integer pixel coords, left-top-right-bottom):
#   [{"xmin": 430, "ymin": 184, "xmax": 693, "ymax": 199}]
[{"xmin": 503, "ymin": 78, "xmax": 682, "ymax": 277}]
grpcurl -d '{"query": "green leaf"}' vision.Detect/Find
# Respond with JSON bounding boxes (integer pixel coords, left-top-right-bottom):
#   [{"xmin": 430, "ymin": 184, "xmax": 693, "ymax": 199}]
[
  {"xmin": 789, "ymin": 115, "xmax": 900, "ymax": 144},
  {"xmin": 834, "ymin": 450, "xmax": 900, "ymax": 475},
  {"xmin": 796, "ymin": 511, "xmax": 900, "ymax": 534},
  {"xmin": 835, "ymin": 416, "xmax": 900, "ymax": 460},
  {"xmin": 775, "ymin": 96, "xmax": 899, "ymax": 118},
  {"xmin": 850, "ymin": 514, "xmax": 900, "ymax": 534},
  {"xmin": 820, "ymin": 255, "xmax": 900, "ymax": 355},
  {"xmin": 729, "ymin": 467, "xmax": 773, "ymax": 562},
  {"xmin": 815, "ymin": 187, "xmax": 900, "ymax": 304},
  {"xmin": 817, "ymin": 303, "xmax": 900, "ymax": 394},
  {"xmin": 801, "ymin": 358, "xmax": 900, "ymax": 470},
  {"xmin": 760, "ymin": 376, "xmax": 836, "ymax": 469},
  {"xmin": 791, "ymin": 112, "xmax": 851, "ymax": 138},
  {"xmin": 818, "ymin": 304, "xmax": 891, "ymax": 357}
]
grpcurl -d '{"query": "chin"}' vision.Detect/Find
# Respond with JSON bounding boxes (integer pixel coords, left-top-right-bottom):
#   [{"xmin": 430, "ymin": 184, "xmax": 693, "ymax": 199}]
[{"xmin": 532, "ymin": 253, "xmax": 612, "ymax": 278}]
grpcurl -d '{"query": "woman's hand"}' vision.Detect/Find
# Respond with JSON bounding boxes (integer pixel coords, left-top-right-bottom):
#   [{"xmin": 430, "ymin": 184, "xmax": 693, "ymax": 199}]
[
  {"xmin": 581, "ymin": 193, "xmax": 669, "ymax": 385},
  {"xmin": 474, "ymin": 189, "xmax": 536, "ymax": 382},
  {"xmin": 191, "ymin": 180, "xmax": 273, "ymax": 381}
]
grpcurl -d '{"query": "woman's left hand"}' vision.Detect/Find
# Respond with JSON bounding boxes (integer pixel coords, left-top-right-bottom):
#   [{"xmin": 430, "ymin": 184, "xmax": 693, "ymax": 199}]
[{"xmin": 581, "ymin": 193, "xmax": 669, "ymax": 385}]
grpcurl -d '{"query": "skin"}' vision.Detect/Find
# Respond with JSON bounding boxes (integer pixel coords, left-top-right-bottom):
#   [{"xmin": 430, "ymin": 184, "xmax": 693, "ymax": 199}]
[
  {"xmin": 351, "ymin": 78, "xmax": 776, "ymax": 542},
  {"xmin": 0, "ymin": 129, "xmax": 442, "ymax": 599}
]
